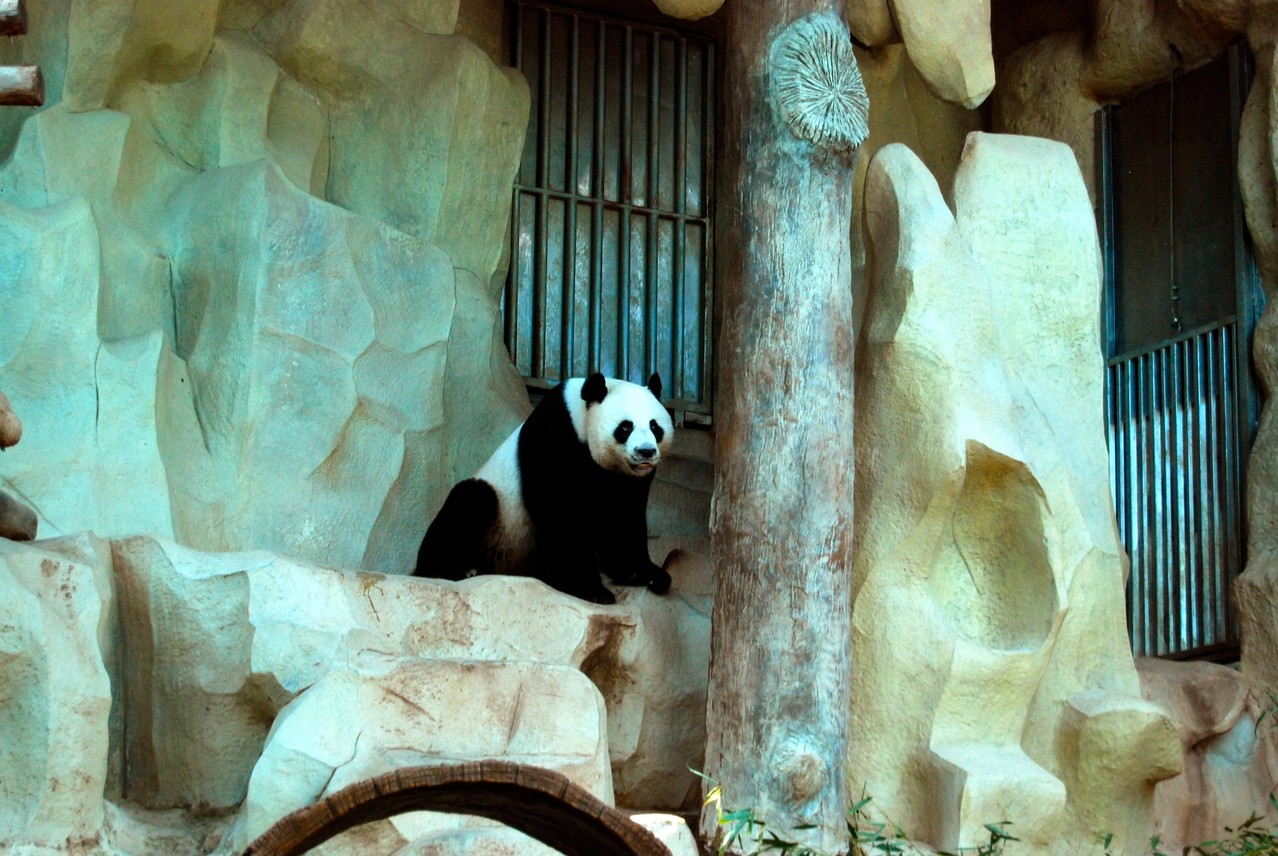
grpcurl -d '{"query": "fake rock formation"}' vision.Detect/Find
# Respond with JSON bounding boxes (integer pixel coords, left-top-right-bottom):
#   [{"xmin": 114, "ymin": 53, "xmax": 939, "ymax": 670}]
[
  {"xmin": 0, "ymin": 0, "xmax": 531, "ymax": 574},
  {"xmin": 854, "ymin": 133, "xmax": 1182, "ymax": 855},
  {"xmin": 0, "ymin": 534, "xmax": 705, "ymax": 854}
]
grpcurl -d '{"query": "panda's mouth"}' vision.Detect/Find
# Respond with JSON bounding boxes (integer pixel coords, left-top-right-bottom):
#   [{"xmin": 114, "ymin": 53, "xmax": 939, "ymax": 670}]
[{"xmin": 629, "ymin": 460, "xmax": 657, "ymax": 474}]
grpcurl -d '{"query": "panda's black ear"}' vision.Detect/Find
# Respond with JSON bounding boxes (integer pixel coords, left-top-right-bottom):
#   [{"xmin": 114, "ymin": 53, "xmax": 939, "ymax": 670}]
[
  {"xmin": 581, "ymin": 373, "xmax": 608, "ymax": 405},
  {"xmin": 646, "ymin": 373, "xmax": 662, "ymax": 399}
]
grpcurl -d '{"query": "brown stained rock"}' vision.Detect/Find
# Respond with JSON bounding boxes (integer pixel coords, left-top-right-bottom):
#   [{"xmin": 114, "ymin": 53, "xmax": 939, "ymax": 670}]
[
  {"xmin": 0, "ymin": 388, "xmax": 20, "ymax": 450},
  {"xmin": 1138, "ymin": 658, "xmax": 1277, "ymax": 852},
  {"xmin": 1138, "ymin": 658, "xmax": 1249, "ymax": 748}
]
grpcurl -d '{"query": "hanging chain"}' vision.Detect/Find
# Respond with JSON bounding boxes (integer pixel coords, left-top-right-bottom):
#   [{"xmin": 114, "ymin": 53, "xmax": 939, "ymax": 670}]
[{"xmin": 1168, "ymin": 72, "xmax": 1183, "ymax": 336}]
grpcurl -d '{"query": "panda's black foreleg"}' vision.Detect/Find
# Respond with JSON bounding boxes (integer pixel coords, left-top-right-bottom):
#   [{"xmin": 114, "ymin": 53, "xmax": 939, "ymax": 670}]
[
  {"xmin": 519, "ymin": 515, "xmax": 615, "ymax": 604},
  {"xmin": 595, "ymin": 476, "xmax": 671, "ymax": 594},
  {"xmin": 413, "ymin": 479, "xmax": 498, "ymax": 580},
  {"xmin": 533, "ymin": 532, "xmax": 616, "ymax": 604}
]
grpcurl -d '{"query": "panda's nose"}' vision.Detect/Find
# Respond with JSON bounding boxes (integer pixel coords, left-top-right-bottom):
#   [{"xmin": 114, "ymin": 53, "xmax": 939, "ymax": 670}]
[{"xmin": 635, "ymin": 446, "xmax": 657, "ymax": 460}]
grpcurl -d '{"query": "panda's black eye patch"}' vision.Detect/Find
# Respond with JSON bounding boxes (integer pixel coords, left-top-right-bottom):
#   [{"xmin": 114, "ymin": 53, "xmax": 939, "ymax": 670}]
[
  {"xmin": 649, "ymin": 420, "xmax": 664, "ymax": 442},
  {"xmin": 614, "ymin": 420, "xmax": 634, "ymax": 443}
]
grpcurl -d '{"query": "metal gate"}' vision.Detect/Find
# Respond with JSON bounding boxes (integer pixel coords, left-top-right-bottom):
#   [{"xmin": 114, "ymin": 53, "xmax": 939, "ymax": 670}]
[
  {"xmin": 505, "ymin": 1, "xmax": 716, "ymax": 422},
  {"xmin": 1101, "ymin": 45, "xmax": 1263, "ymax": 659}
]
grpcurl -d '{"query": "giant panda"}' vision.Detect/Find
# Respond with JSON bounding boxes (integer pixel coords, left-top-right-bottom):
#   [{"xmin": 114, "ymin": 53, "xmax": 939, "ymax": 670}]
[{"xmin": 413, "ymin": 372, "xmax": 675, "ymax": 604}]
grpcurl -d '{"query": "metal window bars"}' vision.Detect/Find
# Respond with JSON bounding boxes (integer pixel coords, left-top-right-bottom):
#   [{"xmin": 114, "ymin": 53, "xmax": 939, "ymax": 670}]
[
  {"xmin": 1105, "ymin": 320, "xmax": 1244, "ymax": 658},
  {"xmin": 505, "ymin": 0, "xmax": 716, "ymax": 423}
]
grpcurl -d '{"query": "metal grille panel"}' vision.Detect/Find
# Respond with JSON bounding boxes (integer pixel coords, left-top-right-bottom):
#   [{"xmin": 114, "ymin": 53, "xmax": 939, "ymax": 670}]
[
  {"xmin": 506, "ymin": 1, "xmax": 716, "ymax": 420},
  {"xmin": 1105, "ymin": 321, "xmax": 1244, "ymax": 658}
]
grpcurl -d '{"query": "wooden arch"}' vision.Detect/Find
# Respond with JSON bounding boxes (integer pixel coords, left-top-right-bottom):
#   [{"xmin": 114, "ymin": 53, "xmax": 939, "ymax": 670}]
[{"xmin": 242, "ymin": 760, "xmax": 672, "ymax": 856}]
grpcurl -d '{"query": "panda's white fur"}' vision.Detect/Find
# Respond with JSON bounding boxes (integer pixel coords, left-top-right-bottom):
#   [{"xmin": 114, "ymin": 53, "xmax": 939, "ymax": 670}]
[{"xmin": 414, "ymin": 373, "xmax": 674, "ymax": 603}]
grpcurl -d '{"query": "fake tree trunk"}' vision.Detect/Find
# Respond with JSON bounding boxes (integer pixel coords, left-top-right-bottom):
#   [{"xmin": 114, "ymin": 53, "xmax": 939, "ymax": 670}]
[{"xmin": 702, "ymin": 4, "xmax": 865, "ymax": 853}]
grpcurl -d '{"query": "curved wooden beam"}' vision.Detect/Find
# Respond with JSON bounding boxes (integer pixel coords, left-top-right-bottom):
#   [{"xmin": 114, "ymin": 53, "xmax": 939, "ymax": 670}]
[{"xmin": 242, "ymin": 760, "xmax": 671, "ymax": 856}]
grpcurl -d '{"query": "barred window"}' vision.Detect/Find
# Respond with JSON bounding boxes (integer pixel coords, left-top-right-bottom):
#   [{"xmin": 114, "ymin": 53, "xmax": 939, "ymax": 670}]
[
  {"xmin": 1100, "ymin": 45, "xmax": 1263, "ymax": 660},
  {"xmin": 505, "ymin": 1, "xmax": 716, "ymax": 424}
]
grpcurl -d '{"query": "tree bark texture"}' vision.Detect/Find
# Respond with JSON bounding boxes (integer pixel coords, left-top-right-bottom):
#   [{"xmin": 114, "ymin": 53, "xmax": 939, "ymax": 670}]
[{"xmin": 702, "ymin": 3, "xmax": 862, "ymax": 853}]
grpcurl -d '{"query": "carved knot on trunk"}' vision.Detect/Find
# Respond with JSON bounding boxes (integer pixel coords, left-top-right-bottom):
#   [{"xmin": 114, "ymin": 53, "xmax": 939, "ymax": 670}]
[
  {"xmin": 768, "ymin": 11, "xmax": 869, "ymax": 155},
  {"xmin": 771, "ymin": 733, "xmax": 829, "ymax": 811}
]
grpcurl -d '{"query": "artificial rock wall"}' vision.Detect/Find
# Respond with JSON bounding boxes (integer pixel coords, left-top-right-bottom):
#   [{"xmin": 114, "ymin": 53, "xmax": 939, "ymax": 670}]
[
  {"xmin": 854, "ymin": 133, "xmax": 1182, "ymax": 855},
  {"xmin": 0, "ymin": 0, "xmax": 532, "ymax": 574},
  {"xmin": 0, "ymin": 533, "xmax": 706, "ymax": 854}
]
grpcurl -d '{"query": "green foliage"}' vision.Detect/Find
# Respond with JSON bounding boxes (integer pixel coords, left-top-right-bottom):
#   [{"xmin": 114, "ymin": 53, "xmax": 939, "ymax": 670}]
[
  {"xmin": 1096, "ymin": 795, "xmax": 1278, "ymax": 856},
  {"xmin": 695, "ymin": 769, "xmax": 1278, "ymax": 856},
  {"xmin": 692, "ymin": 771, "xmax": 1016, "ymax": 856},
  {"xmin": 1178, "ymin": 796, "xmax": 1278, "ymax": 856}
]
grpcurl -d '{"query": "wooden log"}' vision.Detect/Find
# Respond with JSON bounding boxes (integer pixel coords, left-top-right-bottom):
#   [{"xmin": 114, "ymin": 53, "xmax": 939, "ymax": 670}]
[
  {"xmin": 0, "ymin": 0, "xmax": 26, "ymax": 36},
  {"xmin": 702, "ymin": 2, "xmax": 866, "ymax": 853},
  {"xmin": 242, "ymin": 760, "xmax": 671, "ymax": 856},
  {"xmin": 0, "ymin": 65, "xmax": 43, "ymax": 107},
  {"xmin": 0, "ymin": 489, "xmax": 37, "ymax": 541}
]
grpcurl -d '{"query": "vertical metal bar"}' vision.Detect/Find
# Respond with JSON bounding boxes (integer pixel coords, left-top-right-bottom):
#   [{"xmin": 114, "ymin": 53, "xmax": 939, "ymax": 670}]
[
  {"xmin": 1186, "ymin": 334, "xmax": 1203, "ymax": 648},
  {"xmin": 1206, "ymin": 331, "xmax": 1224, "ymax": 643},
  {"xmin": 1160, "ymin": 348, "xmax": 1174, "ymax": 656},
  {"xmin": 506, "ymin": 4, "xmax": 527, "ymax": 364},
  {"xmin": 1173, "ymin": 340, "xmax": 1187, "ymax": 651},
  {"xmin": 531, "ymin": 8, "xmax": 552, "ymax": 378},
  {"xmin": 1109, "ymin": 363, "xmax": 1123, "ymax": 638},
  {"xmin": 589, "ymin": 18, "xmax": 606, "ymax": 374},
  {"xmin": 1221, "ymin": 324, "xmax": 1241, "ymax": 642},
  {"xmin": 562, "ymin": 15, "xmax": 579, "ymax": 380},
  {"xmin": 1120, "ymin": 359, "xmax": 1138, "ymax": 652},
  {"xmin": 1162, "ymin": 343, "xmax": 1175, "ymax": 653},
  {"xmin": 645, "ymin": 31, "xmax": 661, "ymax": 380},
  {"xmin": 701, "ymin": 41, "xmax": 716, "ymax": 415},
  {"xmin": 1098, "ymin": 107, "xmax": 1119, "ymax": 358},
  {"xmin": 672, "ymin": 36, "xmax": 688, "ymax": 402},
  {"xmin": 1135, "ymin": 354, "xmax": 1150, "ymax": 656},
  {"xmin": 1194, "ymin": 331, "xmax": 1213, "ymax": 644},
  {"xmin": 618, "ymin": 25, "xmax": 632, "ymax": 379},
  {"xmin": 506, "ymin": 188, "xmax": 520, "ymax": 367}
]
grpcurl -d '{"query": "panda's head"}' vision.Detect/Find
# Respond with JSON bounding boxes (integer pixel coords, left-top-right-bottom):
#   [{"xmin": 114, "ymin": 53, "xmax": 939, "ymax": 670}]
[{"xmin": 573, "ymin": 373, "xmax": 674, "ymax": 477}]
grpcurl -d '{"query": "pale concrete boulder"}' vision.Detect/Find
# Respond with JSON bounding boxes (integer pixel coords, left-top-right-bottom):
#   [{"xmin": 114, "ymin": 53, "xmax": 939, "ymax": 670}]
[
  {"xmin": 604, "ymin": 572, "xmax": 712, "ymax": 810},
  {"xmin": 126, "ymin": 32, "xmax": 331, "ymax": 198},
  {"xmin": 157, "ymin": 159, "xmax": 460, "ymax": 572},
  {"xmin": 109, "ymin": 535, "xmax": 632, "ymax": 812},
  {"xmin": 63, "ymin": 0, "xmax": 221, "ymax": 111},
  {"xmin": 109, "ymin": 535, "xmax": 708, "ymax": 820},
  {"xmin": 0, "ymin": 1, "xmax": 528, "ymax": 569},
  {"xmin": 0, "ymin": 198, "xmax": 179, "ymax": 543},
  {"xmin": 846, "ymin": 0, "xmax": 899, "ymax": 47},
  {"xmin": 889, "ymin": 0, "xmax": 993, "ymax": 108},
  {"xmin": 1246, "ymin": 266, "xmax": 1278, "ymax": 558},
  {"xmin": 855, "ymin": 134, "xmax": 1180, "ymax": 854},
  {"xmin": 0, "ymin": 534, "xmax": 115, "ymax": 849},
  {"xmin": 651, "ymin": 0, "xmax": 725, "ymax": 20},
  {"xmin": 1139, "ymin": 658, "xmax": 1278, "ymax": 851},
  {"xmin": 1055, "ymin": 691, "xmax": 1182, "ymax": 850},
  {"xmin": 249, "ymin": 0, "xmax": 529, "ymax": 282},
  {"xmin": 1239, "ymin": 550, "xmax": 1278, "ymax": 690},
  {"xmin": 232, "ymin": 659, "xmax": 612, "ymax": 852}
]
